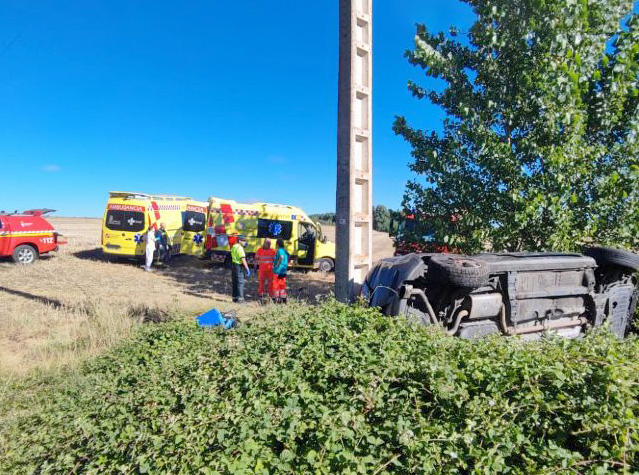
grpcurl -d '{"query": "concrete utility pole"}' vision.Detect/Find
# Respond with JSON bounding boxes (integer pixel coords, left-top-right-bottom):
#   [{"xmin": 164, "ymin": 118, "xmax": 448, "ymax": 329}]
[{"xmin": 336, "ymin": 0, "xmax": 373, "ymax": 302}]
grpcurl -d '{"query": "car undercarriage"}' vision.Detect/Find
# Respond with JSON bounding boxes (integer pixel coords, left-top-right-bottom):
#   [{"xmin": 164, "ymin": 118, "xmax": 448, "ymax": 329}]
[{"xmin": 362, "ymin": 248, "xmax": 639, "ymax": 339}]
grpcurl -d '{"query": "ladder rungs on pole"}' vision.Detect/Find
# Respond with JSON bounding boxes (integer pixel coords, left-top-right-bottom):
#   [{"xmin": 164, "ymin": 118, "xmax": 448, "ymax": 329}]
[
  {"xmin": 356, "ymin": 42, "xmax": 370, "ymax": 53},
  {"xmin": 353, "ymin": 213, "xmax": 370, "ymax": 223},
  {"xmin": 353, "ymin": 255, "xmax": 370, "ymax": 267},
  {"xmin": 353, "ymin": 128, "xmax": 370, "ymax": 138},
  {"xmin": 355, "ymin": 86, "xmax": 370, "ymax": 98},
  {"xmin": 354, "ymin": 171, "xmax": 370, "ymax": 183},
  {"xmin": 357, "ymin": 13, "xmax": 370, "ymax": 24}
]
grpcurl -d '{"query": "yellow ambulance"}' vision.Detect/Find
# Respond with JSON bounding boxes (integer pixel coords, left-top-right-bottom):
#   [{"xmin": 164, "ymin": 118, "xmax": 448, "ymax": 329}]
[
  {"xmin": 205, "ymin": 197, "xmax": 336, "ymax": 271},
  {"xmin": 101, "ymin": 192, "xmax": 208, "ymax": 259},
  {"xmin": 179, "ymin": 200, "xmax": 208, "ymax": 257}
]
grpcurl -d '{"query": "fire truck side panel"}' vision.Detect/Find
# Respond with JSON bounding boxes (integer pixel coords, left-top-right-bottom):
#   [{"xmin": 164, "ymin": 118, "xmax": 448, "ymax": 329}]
[{"xmin": 0, "ymin": 214, "xmax": 59, "ymax": 259}]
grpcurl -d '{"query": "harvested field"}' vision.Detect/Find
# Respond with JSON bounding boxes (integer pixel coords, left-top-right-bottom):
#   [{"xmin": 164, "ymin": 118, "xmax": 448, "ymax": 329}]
[{"xmin": 0, "ymin": 218, "xmax": 394, "ymax": 375}]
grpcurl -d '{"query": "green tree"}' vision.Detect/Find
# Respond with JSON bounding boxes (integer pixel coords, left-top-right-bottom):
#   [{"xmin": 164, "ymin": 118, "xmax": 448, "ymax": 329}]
[
  {"xmin": 372, "ymin": 204, "xmax": 391, "ymax": 232},
  {"xmin": 394, "ymin": 0, "xmax": 639, "ymax": 253}
]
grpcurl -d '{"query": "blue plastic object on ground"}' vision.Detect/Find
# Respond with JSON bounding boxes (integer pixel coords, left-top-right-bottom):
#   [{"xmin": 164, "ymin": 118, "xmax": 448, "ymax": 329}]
[{"xmin": 197, "ymin": 309, "xmax": 237, "ymax": 329}]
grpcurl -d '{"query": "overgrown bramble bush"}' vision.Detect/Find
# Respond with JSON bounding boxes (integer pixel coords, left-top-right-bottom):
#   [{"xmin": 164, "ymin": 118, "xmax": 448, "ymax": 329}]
[{"xmin": 2, "ymin": 301, "xmax": 639, "ymax": 473}]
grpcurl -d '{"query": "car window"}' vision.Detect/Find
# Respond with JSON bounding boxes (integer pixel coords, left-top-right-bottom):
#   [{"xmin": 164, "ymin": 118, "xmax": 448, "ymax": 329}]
[
  {"xmin": 257, "ymin": 219, "xmax": 292, "ymax": 240},
  {"xmin": 105, "ymin": 210, "xmax": 145, "ymax": 232},
  {"xmin": 183, "ymin": 211, "xmax": 206, "ymax": 232}
]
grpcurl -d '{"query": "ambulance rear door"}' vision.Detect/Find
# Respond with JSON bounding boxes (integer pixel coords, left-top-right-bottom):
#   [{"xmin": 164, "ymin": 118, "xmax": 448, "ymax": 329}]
[
  {"xmin": 103, "ymin": 205, "xmax": 147, "ymax": 255},
  {"xmin": 181, "ymin": 205, "xmax": 207, "ymax": 256}
]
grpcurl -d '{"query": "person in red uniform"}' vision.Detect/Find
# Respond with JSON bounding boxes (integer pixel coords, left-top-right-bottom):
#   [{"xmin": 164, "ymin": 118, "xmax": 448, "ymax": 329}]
[{"xmin": 255, "ymin": 238, "xmax": 276, "ymax": 303}]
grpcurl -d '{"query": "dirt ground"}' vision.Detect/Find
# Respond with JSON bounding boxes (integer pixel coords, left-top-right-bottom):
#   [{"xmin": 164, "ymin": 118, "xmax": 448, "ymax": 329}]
[{"xmin": 0, "ymin": 218, "xmax": 394, "ymax": 374}]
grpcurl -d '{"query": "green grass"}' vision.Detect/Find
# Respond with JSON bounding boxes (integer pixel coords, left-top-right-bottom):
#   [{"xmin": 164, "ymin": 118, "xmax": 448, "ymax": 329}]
[{"xmin": 2, "ymin": 301, "xmax": 639, "ymax": 474}]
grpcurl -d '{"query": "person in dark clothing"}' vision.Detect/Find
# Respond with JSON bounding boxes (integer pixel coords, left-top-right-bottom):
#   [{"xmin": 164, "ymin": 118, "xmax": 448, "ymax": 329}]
[
  {"xmin": 156, "ymin": 223, "xmax": 171, "ymax": 265},
  {"xmin": 231, "ymin": 236, "xmax": 250, "ymax": 303}
]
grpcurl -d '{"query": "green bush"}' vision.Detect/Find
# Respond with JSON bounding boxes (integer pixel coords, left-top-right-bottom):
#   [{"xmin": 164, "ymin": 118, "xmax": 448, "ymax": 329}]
[{"xmin": 2, "ymin": 302, "xmax": 639, "ymax": 474}]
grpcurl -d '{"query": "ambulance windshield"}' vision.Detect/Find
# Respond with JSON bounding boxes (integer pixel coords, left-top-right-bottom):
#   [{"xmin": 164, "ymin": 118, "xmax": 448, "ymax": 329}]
[{"xmin": 105, "ymin": 210, "xmax": 145, "ymax": 232}]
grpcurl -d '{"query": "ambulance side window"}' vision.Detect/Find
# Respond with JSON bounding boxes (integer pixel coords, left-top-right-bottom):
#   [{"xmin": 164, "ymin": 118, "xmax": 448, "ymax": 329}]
[
  {"xmin": 257, "ymin": 219, "xmax": 292, "ymax": 240},
  {"xmin": 182, "ymin": 211, "xmax": 205, "ymax": 232}
]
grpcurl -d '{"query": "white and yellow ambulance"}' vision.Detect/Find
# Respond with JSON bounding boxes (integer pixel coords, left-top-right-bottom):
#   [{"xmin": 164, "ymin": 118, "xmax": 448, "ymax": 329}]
[
  {"xmin": 205, "ymin": 197, "xmax": 336, "ymax": 271},
  {"xmin": 101, "ymin": 192, "xmax": 208, "ymax": 259}
]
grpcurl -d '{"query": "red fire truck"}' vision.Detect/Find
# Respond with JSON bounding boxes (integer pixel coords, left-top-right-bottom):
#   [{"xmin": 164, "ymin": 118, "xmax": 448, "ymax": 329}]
[{"xmin": 0, "ymin": 209, "xmax": 65, "ymax": 264}]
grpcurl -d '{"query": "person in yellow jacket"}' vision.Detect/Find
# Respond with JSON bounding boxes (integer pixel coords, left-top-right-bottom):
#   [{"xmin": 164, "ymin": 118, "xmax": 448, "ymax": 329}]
[{"xmin": 230, "ymin": 236, "xmax": 250, "ymax": 303}]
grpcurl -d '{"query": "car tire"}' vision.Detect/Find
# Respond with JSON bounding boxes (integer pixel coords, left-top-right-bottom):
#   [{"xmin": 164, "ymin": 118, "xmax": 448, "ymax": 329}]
[
  {"xmin": 397, "ymin": 298, "xmax": 431, "ymax": 326},
  {"xmin": 428, "ymin": 254, "xmax": 488, "ymax": 288},
  {"xmin": 583, "ymin": 246, "xmax": 639, "ymax": 272},
  {"xmin": 12, "ymin": 245, "xmax": 38, "ymax": 265},
  {"xmin": 318, "ymin": 258, "xmax": 334, "ymax": 273}
]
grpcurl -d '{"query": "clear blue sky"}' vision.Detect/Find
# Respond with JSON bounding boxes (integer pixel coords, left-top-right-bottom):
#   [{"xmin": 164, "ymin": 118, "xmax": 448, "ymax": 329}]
[{"xmin": 0, "ymin": 1, "xmax": 474, "ymax": 217}]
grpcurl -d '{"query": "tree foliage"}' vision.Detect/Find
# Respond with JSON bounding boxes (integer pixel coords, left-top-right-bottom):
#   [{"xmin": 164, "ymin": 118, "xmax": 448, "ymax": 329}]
[
  {"xmin": 394, "ymin": 0, "xmax": 639, "ymax": 253},
  {"xmin": 309, "ymin": 213, "xmax": 336, "ymax": 225},
  {"xmin": 373, "ymin": 204, "xmax": 391, "ymax": 232}
]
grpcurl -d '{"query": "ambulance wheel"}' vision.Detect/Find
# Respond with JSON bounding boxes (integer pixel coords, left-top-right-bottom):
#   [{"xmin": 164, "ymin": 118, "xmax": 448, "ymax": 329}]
[
  {"xmin": 318, "ymin": 258, "xmax": 334, "ymax": 273},
  {"xmin": 13, "ymin": 245, "xmax": 38, "ymax": 265}
]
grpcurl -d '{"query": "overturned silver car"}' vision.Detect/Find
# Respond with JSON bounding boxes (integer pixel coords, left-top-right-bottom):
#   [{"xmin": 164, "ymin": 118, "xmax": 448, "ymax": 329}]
[{"xmin": 361, "ymin": 247, "xmax": 639, "ymax": 339}]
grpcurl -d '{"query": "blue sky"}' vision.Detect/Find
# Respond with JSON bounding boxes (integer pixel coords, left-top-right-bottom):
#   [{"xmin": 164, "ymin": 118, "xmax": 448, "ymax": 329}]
[{"xmin": 0, "ymin": 1, "xmax": 474, "ymax": 217}]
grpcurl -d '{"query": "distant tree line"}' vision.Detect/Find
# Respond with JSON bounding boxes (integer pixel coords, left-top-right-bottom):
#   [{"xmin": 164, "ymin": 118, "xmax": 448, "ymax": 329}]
[
  {"xmin": 309, "ymin": 213, "xmax": 336, "ymax": 225},
  {"xmin": 311, "ymin": 206, "xmax": 400, "ymax": 233}
]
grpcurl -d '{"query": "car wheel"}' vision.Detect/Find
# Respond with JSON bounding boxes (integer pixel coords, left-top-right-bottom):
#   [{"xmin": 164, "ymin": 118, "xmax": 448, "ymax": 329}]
[
  {"xmin": 397, "ymin": 298, "xmax": 431, "ymax": 326},
  {"xmin": 12, "ymin": 245, "xmax": 38, "ymax": 265},
  {"xmin": 428, "ymin": 254, "xmax": 488, "ymax": 288},
  {"xmin": 583, "ymin": 246, "xmax": 639, "ymax": 272},
  {"xmin": 318, "ymin": 258, "xmax": 334, "ymax": 273}
]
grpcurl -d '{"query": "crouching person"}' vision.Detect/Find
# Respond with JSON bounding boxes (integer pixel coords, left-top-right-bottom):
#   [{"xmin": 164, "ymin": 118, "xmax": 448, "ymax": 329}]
[{"xmin": 272, "ymin": 238, "xmax": 289, "ymax": 303}]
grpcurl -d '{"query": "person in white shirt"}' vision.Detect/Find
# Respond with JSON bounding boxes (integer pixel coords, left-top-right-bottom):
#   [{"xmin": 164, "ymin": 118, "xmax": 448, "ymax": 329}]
[{"xmin": 144, "ymin": 227, "xmax": 156, "ymax": 271}]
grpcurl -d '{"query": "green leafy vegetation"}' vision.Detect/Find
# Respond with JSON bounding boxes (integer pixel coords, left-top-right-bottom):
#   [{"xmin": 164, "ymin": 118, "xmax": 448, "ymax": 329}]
[
  {"xmin": 2, "ymin": 302, "xmax": 639, "ymax": 473},
  {"xmin": 395, "ymin": 0, "xmax": 639, "ymax": 253}
]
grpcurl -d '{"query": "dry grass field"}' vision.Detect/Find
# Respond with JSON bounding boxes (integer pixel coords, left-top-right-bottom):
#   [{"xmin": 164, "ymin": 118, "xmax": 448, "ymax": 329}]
[{"xmin": 0, "ymin": 218, "xmax": 394, "ymax": 376}]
